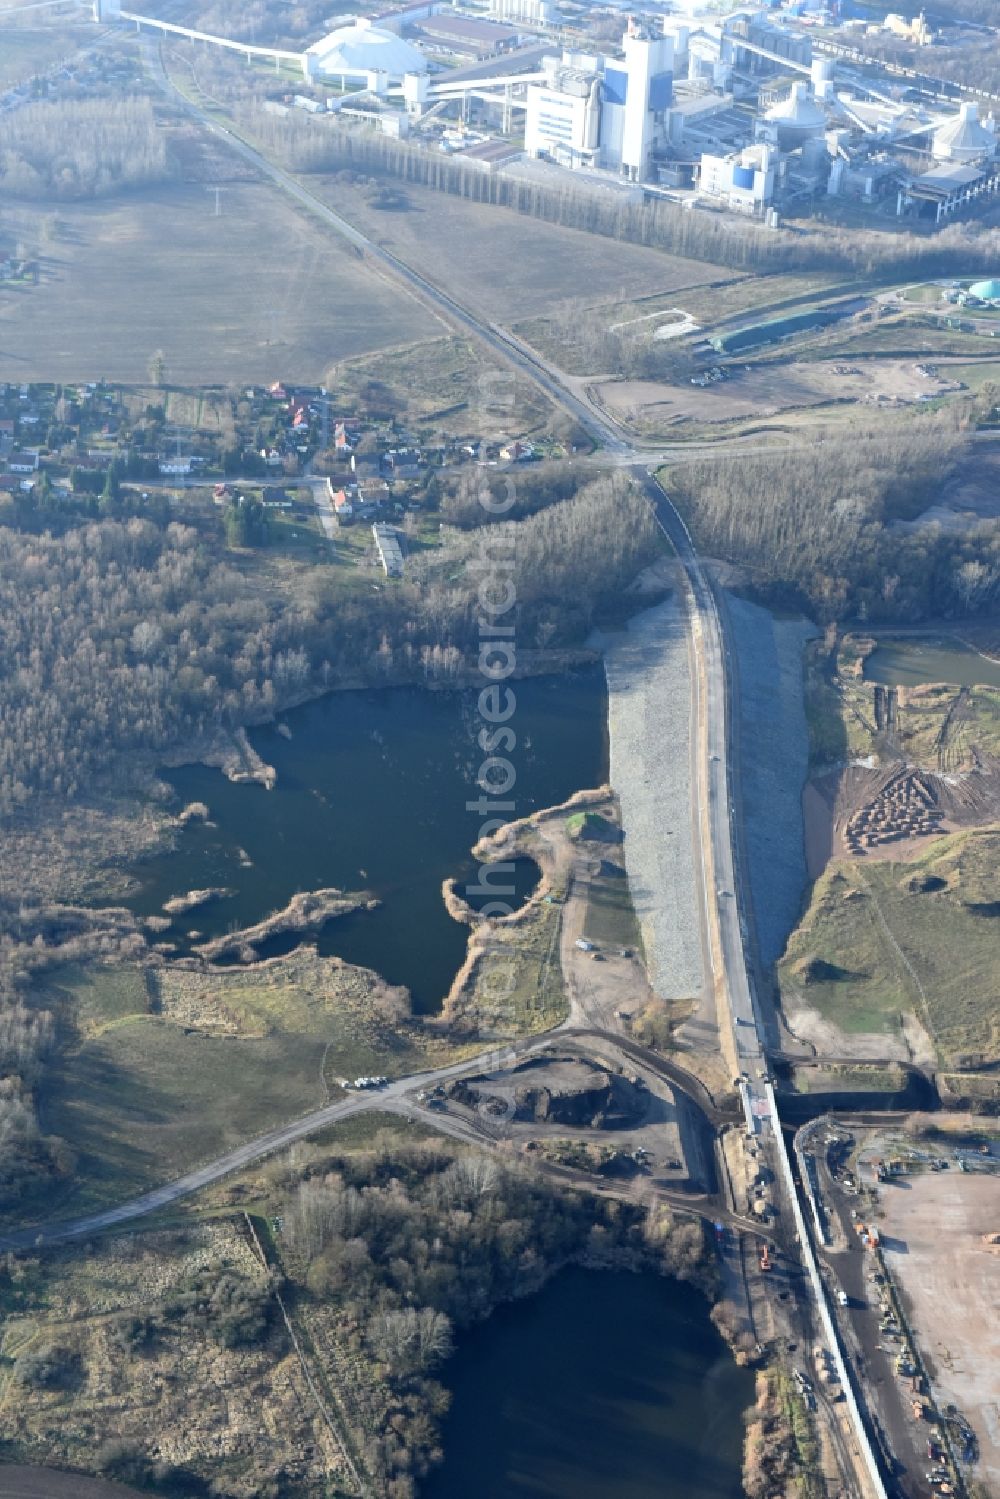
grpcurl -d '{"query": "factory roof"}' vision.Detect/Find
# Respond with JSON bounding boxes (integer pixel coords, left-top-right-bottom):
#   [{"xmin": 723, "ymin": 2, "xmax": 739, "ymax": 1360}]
[
  {"xmin": 416, "ymin": 14, "xmax": 519, "ymax": 44},
  {"xmin": 666, "ymin": 89, "xmax": 732, "ymax": 116},
  {"xmin": 910, "ymin": 160, "xmax": 987, "ymax": 196},
  {"xmin": 306, "ymin": 20, "xmax": 427, "ymax": 77}
]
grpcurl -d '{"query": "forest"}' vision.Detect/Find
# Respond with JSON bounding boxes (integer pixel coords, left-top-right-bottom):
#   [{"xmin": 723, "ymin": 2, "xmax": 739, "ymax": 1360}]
[
  {"xmin": 0, "ymin": 96, "xmax": 171, "ymax": 200},
  {"xmin": 275, "ymin": 1135, "xmax": 710, "ymax": 1496},
  {"xmin": 668, "ymin": 416, "xmax": 1000, "ymax": 623},
  {"xmin": 0, "ymin": 473, "xmax": 656, "ymax": 815}
]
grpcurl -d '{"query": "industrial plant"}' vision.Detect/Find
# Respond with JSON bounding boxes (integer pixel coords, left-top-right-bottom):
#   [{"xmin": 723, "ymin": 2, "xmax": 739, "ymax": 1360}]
[{"xmin": 93, "ymin": 0, "xmax": 1000, "ymax": 226}]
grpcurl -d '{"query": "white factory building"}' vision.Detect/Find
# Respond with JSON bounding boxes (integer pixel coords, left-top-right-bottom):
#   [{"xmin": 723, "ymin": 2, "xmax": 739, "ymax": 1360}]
[
  {"xmin": 524, "ymin": 67, "xmax": 602, "ymax": 168},
  {"xmin": 524, "ymin": 22, "xmax": 674, "ymax": 181},
  {"xmin": 700, "ymin": 142, "xmax": 775, "ymax": 211}
]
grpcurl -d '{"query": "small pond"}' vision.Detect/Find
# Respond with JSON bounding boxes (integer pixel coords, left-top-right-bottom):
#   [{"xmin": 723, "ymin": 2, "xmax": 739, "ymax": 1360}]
[
  {"xmin": 864, "ymin": 637, "xmax": 1000, "ymax": 690},
  {"xmin": 423, "ymin": 1266, "xmax": 753, "ymax": 1499}
]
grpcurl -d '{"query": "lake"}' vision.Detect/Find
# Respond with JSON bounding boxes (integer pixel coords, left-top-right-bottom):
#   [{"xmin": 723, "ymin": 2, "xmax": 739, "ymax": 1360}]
[
  {"xmin": 423, "ymin": 1267, "xmax": 753, "ymax": 1499},
  {"xmin": 126, "ymin": 671, "xmax": 608, "ymax": 1013},
  {"xmin": 864, "ymin": 637, "xmax": 1000, "ymax": 690}
]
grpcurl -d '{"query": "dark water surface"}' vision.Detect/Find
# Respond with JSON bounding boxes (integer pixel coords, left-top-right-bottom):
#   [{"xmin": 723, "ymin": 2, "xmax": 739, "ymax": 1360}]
[
  {"xmin": 864, "ymin": 637, "xmax": 1000, "ymax": 689},
  {"xmin": 423, "ymin": 1267, "xmax": 752, "ymax": 1499},
  {"xmin": 127, "ymin": 672, "xmax": 607, "ymax": 1012}
]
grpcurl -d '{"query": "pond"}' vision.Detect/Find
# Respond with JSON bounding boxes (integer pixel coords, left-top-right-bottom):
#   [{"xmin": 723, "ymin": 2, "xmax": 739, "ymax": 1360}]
[
  {"xmin": 125, "ymin": 670, "xmax": 608, "ymax": 1013},
  {"xmin": 423, "ymin": 1266, "xmax": 753, "ymax": 1499},
  {"xmin": 864, "ymin": 637, "xmax": 1000, "ymax": 690}
]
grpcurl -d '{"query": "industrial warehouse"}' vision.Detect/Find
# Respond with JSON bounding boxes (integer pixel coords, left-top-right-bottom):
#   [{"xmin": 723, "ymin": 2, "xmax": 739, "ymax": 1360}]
[{"xmin": 89, "ymin": 0, "xmax": 1000, "ymax": 227}]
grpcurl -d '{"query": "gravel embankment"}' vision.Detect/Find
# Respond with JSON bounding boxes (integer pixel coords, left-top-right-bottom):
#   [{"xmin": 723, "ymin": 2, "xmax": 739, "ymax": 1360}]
[
  {"xmin": 725, "ymin": 594, "xmax": 817, "ymax": 969},
  {"xmin": 604, "ymin": 598, "xmax": 704, "ymax": 1000}
]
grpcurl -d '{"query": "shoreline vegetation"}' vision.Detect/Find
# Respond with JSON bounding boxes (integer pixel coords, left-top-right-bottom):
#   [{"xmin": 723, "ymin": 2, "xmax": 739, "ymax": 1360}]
[
  {"xmin": 192, "ymin": 887, "xmax": 379, "ymax": 963},
  {"xmin": 441, "ymin": 786, "xmax": 611, "ymax": 1035}
]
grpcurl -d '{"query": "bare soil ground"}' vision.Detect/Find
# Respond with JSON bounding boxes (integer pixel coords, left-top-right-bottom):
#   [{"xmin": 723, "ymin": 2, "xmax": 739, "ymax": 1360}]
[
  {"xmin": 880, "ymin": 1174, "xmax": 1000, "ymax": 1493},
  {"xmin": 0, "ymin": 183, "xmax": 438, "ymax": 383},
  {"xmin": 592, "ymin": 357, "xmax": 968, "ymax": 433},
  {"xmin": 804, "ymin": 764, "xmax": 1000, "ymax": 874}
]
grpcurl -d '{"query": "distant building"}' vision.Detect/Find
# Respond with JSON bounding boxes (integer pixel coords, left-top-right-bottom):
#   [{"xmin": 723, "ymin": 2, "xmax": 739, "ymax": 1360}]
[
  {"xmin": 304, "ymin": 20, "xmax": 427, "ymax": 83},
  {"xmin": 489, "ymin": 0, "xmax": 554, "ymax": 27},
  {"xmin": 525, "ymin": 66, "xmax": 602, "ymax": 168},
  {"xmin": 524, "ymin": 25, "xmax": 674, "ymax": 182},
  {"xmin": 699, "ymin": 143, "xmax": 775, "ymax": 212},
  {"xmin": 373, "ymin": 522, "xmax": 404, "ymax": 577},
  {"xmin": 412, "ymin": 13, "xmax": 519, "ymax": 57}
]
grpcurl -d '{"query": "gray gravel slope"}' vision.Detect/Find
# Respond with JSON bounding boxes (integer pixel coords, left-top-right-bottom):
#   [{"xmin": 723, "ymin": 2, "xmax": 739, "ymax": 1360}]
[{"xmin": 604, "ymin": 598, "xmax": 704, "ymax": 1001}]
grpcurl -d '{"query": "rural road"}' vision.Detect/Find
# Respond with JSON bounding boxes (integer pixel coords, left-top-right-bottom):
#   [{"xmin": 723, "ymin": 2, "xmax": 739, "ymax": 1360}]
[{"xmin": 0, "ymin": 1046, "xmax": 513, "ymax": 1251}]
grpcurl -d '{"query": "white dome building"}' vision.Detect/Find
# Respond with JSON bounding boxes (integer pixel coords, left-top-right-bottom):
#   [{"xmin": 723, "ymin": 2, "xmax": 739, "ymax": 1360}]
[
  {"xmin": 304, "ymin": 20, "xmax": 428, "ymax": 83},
  {"xmin": 932, "ymin": 101, "xmax": 995, "ymax": 163}
]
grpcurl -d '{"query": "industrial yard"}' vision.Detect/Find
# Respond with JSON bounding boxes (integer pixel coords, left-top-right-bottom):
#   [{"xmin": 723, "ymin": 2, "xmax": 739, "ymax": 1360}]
[
  {"xmin": 879, "ymin": 1170, "xmax": 1000, "ymax": 1494},
  {"xmin": 593, "ymin": 353, "xmax": 976, "ymax": 434}
]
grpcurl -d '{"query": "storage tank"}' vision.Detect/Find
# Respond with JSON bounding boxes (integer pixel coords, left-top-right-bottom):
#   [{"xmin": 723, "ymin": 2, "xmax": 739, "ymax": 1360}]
[
  {"xmin": 765, "ymin": 81, "xmax": 827, "ymax": 149},
  {"xmin": 811, "ymin": 57, "xmax": 834, "ymax": 100},
  {"xmin": 932, "ymin": 101, "xmax": 995, "ymax": 162}
]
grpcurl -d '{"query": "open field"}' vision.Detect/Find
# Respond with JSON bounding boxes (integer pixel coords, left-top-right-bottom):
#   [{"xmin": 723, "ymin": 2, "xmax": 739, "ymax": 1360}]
[
  {"xmin": 309, "ymin": 175, "xmax": 728, "ymax": 323},
  {"xmin": 0, "ymin": 28, "xmax": 88, "ymax": 89},
  {"xmin": 0, "ymin": 1219, "xmax": 347, "ymax": 1496},
  {"xmin": 880, "ymin": 1173, "xmax": 1000, "ymax": 1493},
  {"xmin": 0, "ymin": 182, "xmax": 439, "ymax": 383},
  {"xmin": 779, "ymin": 828, "xmax": 1000, "ymax": 1068},
  {"xmin": 29, "ymin": 949, "xmax": 456, "ymax": 1217}
]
